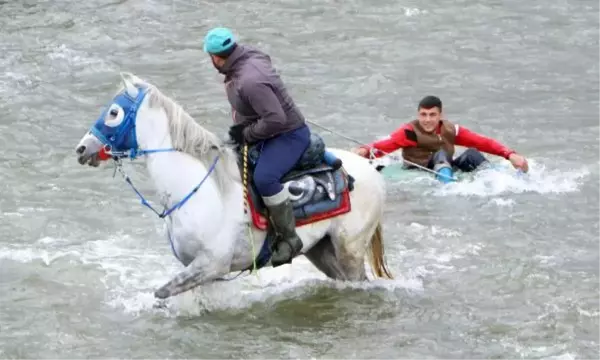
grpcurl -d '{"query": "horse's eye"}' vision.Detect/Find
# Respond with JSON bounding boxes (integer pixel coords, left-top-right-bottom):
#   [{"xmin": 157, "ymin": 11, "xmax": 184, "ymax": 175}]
[{"xmin": 104, "ymin": 104, "xmax": 125, "ymax": 127}]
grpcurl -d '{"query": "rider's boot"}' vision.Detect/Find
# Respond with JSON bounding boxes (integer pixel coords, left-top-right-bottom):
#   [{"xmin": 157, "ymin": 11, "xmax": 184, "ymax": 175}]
[{"xmin": 263, "ymin": 189, "xmax": 304, "ymax": 267}]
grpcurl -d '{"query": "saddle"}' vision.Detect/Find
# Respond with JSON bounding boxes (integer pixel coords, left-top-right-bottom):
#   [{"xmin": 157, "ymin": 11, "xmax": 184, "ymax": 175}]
[{"xmin": 236, "ymin": 132, "xmax": 355, "ymax": 228}]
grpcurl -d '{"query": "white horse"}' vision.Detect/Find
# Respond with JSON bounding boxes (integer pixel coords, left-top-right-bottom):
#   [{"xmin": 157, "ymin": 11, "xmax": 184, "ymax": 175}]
[{"xmin": 74, "ymin": 72, "xmax": 393, "ymax": 300}]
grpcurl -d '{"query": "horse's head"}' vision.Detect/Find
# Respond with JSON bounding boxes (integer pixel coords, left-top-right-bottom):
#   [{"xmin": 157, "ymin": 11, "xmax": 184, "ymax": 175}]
[{"xmin": 75, "ymin": 73, "xmax": 150, "ymax": 166}]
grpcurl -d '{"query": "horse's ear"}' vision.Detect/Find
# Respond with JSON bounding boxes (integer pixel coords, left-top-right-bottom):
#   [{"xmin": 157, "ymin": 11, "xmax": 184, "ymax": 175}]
[{"xmin": 120, "ymin": 72, "xmax": 139, "ymax": 98}]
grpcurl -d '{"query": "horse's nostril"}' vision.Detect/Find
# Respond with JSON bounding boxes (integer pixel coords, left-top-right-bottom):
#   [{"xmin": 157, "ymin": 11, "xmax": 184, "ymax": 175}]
[{"xmin": 76, "ymin": 145, "xmax": 86, "ymax": 154}]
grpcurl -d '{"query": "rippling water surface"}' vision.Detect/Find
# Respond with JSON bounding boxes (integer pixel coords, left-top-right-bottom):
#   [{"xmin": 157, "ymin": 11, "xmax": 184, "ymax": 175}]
[{"xmin": 0, "ymin": 0, "xmax": 598, "ymax": 358}]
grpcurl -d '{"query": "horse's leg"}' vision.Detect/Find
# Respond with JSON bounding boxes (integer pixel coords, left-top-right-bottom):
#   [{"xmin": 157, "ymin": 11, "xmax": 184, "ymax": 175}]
[
  {"xmin": 153, "ymin": 226, "xmax": 236, "ymax": 299},
  {"xmin": 154, "ymin": 251, "xmax": 229, "ymax": 299},
  {"xmin": 336, "ymin": 233, "xmax": 369, "ymax": 281},
  {"xmin": 324, "ymin": 148, "xmax": 393, "ymax": 281},
  {"xmin": 335, "ymin": 221, "xmax": 392, "ymax": 281},
  {"xmin": 304, "ymin": 234, "xmax": 348, "ymax": 280},
  {"xmin": 330, "ymin": 222, "xmax": 377, "ymax": 282}
]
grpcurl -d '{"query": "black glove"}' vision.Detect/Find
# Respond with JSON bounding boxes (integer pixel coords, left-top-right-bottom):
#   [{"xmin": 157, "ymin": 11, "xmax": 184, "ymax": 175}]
[{"xmin": 228, "ymin": 124, "xmax": 246, "ymax": 145}]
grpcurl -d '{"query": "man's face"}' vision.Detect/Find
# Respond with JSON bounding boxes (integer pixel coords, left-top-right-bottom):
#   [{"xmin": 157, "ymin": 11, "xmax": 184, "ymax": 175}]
[
  {"xmin": 210, "ymin": 54, "xmax": 226, "ymax": 74},
  {"xmin": 417, "ymin": 106, "xmax": 441, "ymax": 133}
]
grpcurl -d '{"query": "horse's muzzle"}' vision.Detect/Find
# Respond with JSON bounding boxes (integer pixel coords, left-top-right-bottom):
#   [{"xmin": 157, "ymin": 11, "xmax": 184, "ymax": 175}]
[{"xmin": 77, "ymin": 152, "xmax": 101, "ymax": 167}]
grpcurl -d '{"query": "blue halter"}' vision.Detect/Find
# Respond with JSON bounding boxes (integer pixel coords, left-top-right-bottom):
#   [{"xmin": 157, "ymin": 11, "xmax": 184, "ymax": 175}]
[
  {"xmin": 90, "ymin": 85, "xmax": 177, "ymax": 159},
  {"xmin": 89, "ymin": 84, "xmax": 220, "ymax": 220}
]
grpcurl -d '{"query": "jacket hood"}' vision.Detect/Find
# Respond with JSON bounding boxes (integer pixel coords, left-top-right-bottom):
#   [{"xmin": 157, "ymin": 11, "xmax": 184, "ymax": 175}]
[{"xmin": 221, "ymin": 45, "xmax": 267, "ymax": 74}]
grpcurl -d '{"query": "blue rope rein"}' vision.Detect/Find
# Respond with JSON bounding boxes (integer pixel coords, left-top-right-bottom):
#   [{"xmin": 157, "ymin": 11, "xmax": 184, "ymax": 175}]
[
  {"xmin": 110, "ymin": 147, "xmax": 259, "ymax": 281},
  {"xmin": 113, "ymin": 151, "xmax": 220, "ymax": 219},
  {"xmin": 111, "ymin": 149, "xmax": 220, "ymax": 262}
]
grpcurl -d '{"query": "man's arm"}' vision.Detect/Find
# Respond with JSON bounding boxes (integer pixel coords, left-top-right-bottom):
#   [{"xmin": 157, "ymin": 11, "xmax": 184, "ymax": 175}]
[
  {"xmin": 454, "ymin": 125, "xmax": 515, "ymax": 159},
  {"xmin": 358, "ymin": 124, "xmax": 417, "ymax": 158},
  {"xmin": 240, "ymin": 81, "xmax": 287, "ymax": 143}
]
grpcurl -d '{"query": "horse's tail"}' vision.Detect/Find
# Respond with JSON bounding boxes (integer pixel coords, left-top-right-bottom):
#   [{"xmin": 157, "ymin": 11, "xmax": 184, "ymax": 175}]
[{"xmin": 367, "ymin": 222, "xmax": 393, "ymax": 279}]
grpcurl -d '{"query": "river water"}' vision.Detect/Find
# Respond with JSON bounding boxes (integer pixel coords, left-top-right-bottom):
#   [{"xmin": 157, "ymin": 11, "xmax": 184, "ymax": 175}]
[{"xmin": 1, "ymin": 0, "xmax": 598, "ymax": 358}]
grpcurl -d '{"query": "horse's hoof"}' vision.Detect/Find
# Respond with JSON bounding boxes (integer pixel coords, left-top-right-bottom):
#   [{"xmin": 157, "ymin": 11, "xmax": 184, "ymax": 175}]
[
  {"xmin": 153, "ymin": 299, "xmax": 168, "ymax": 309},
  {"xmin": 154, "ymin": 288, "xmax": 170, "ymax": 299}
]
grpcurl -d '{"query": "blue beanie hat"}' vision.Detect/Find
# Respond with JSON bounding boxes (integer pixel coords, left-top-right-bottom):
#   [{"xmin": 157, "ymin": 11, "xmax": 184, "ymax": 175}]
[{"xmin": 203, "ymin": 27, "xmax": 236, "ymax": 54}]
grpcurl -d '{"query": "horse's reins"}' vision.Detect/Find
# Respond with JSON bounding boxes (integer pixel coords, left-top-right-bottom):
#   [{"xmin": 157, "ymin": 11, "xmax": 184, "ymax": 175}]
[{"xmin": 241, "ymin": 144, "xmax": 259, "ymax": 274}]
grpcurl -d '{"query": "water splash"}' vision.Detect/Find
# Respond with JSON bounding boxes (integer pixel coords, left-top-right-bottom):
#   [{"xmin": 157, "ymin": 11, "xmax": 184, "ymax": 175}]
[
  {"xmin": 382, "ymin": 158, "xmax": 591, "ymax": 197},
  {"xmin": 0, "ymin": 232, "xmax": 422, "ymax": 318},
  {"xmin": 430, "ymin": 160, "xmax": 590, "ymax": 197}
]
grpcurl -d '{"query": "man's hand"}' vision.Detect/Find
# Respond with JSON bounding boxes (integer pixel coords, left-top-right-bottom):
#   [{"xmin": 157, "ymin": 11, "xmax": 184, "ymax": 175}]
[
  {"xmin": 352, "ymin": 147, "xmax": 369, "ymax": 158},
  {"xmin": 509, "ymin": 153, "xmax": 529, "ymax": 173}
]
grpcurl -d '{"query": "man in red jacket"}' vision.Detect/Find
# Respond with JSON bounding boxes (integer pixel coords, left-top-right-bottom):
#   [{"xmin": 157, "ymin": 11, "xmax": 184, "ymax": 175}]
[{"xmin": 354, "ymin": 96, "xmax": 528, "ymax": 180}]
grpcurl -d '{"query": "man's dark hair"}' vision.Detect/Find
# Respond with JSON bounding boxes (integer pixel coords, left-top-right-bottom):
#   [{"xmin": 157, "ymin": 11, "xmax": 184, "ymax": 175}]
[{"xmin": 418, "ymin": 95, "xmax": 442, "ymax": 111}]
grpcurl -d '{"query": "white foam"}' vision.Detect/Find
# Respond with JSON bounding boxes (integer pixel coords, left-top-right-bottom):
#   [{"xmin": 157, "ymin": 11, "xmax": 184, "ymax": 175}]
[
  {"xmin": 394, "ymin": 222, "xmax": 485, "ymax": 281},
  {"xmin": 410, "ymin": 159, "xmax": 592, "ymax": 197},
  {"xmin": 506, "ymin": 339, "xmax": 573, "ymax": 360},
  {"xmin": 0, "ymin": 247, "xmax": 80, "ymax": 266},
  {"xmin": 403, "ymin": 7, "xmax": 427, "ymax": 17},
  {"xmin": 489, "ymin": 198, "xmax": 516, "ymax": 207},
  {"xmin": 0, "ymin": 230, "xmax": 423, "ymax": 317},
  {"xmin": 381, "ymin": 157, "xmax": 591, "ymax": 198},
  {"xmin": 46, "ymin": 44, "xmax": 115, "ymax": 74}
]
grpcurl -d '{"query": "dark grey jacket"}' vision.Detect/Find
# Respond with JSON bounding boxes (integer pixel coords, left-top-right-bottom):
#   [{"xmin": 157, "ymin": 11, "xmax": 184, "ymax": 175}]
[{"xmin": 221, "ymin": 44, "xmax": 305, "ymax": 143}]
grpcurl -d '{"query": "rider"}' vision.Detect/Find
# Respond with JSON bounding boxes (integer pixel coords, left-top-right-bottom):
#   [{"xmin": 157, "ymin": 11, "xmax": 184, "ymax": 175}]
[
  {"xmin": 203, "ymin": 27, "xmax": 309, "ymax": 267},
  {"xmin": 353, "ymin": 95, "xmax": 529, "ymax": 181}
]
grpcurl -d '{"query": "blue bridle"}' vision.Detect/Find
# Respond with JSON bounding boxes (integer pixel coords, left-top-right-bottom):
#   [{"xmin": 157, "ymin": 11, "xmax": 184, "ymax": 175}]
[
  {"xmin": 90, "ymin": 85, "xmax": 176, "ymax": 160},
  {"xmin": 89, "ymin": 84, "xmax": 220, "ymax": 220}
]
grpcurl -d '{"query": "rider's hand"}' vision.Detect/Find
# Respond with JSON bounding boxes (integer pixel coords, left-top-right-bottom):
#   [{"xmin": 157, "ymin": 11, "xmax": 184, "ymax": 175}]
[{"xmin": 228, "ymin": 124, "xmax": 246, "ymax": 145}]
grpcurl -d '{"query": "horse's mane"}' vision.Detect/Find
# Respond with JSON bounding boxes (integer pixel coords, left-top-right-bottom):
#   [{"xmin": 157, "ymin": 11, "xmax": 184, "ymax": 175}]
[{"xmin": 117, "ymin": 72, "xmax": 240, "ymax": 193}]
